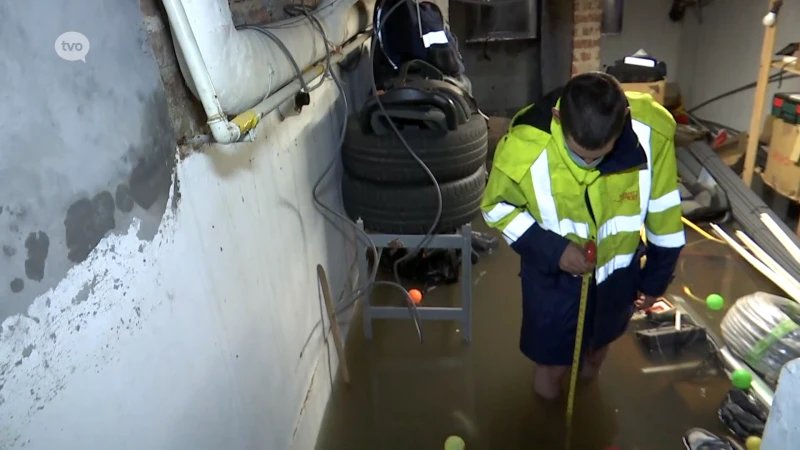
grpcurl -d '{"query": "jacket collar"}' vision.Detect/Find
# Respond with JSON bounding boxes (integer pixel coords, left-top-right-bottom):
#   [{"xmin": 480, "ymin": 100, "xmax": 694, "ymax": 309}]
[
  {"xmin": 549, "ymin": 99, "xmax": 647, "ymax": 184},
  {"xmin": 511, "ymin": 89, "xmax": 648, "ymax": 184}
]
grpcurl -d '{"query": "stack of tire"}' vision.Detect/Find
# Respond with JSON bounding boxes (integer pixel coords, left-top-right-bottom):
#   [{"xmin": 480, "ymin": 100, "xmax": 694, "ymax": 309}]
[{"xmin": 340, "ymin": 82, "xmax": 489, "ymax": 235}]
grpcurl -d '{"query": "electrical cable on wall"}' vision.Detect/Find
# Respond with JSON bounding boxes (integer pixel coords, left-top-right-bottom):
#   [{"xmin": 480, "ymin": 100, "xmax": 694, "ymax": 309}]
[
  {"xmin": 260, "ymin": 0, "xmax": 444, "ymax": 341},
  {"xmin": 687, "ymin": 71, "xmax": 798, "ymax": 114}
]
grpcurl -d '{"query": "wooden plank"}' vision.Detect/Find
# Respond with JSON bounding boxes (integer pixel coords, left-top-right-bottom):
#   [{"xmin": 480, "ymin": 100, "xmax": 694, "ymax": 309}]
[
  {"xmin": 743, "ymin": 0, "xmax": 780, "ymax": 186},
  {"xmin": 771, "ymin": 61, "xmax": 800, "ymax": 76},
  {"xmin": 791, "ymin": 129, "xmax": 800, "ymax": 163},
  {"xmin": 317, "ymin": 264, "xmax": 350, "ymax": 385}
]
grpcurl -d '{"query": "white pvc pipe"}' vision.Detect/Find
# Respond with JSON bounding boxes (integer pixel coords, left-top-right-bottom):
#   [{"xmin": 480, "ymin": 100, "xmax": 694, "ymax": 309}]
[
  {"xmin": 711, "ymin": 224, "xmax": 800, "ymax": 301},
  {"xmin": 760, "ymin": 213, "xmax": 800, "ymax": 265},
  {"xmin": 162, "ymin": 0, "xmax": 241, "ymax": 143},
  {"xmin": 173, "ymin": 0, "xmax": 369, "ymax": 115},
  {"xmin": 735, "ymin": 230, "xmax": 800, "ymax": 295},
  {"xmin": 641, "ymin": 361, "xmax": 703, "ymax": 374},
  {"xmin": 252, "ymin": 34, "xmax": 369, "ymax": 119}
]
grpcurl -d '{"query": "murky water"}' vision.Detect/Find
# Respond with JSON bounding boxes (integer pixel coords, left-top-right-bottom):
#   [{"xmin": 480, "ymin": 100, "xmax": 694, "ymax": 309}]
[{"xmin": 315, "ymin": 223, "xmax": 777, "ymax": 450}]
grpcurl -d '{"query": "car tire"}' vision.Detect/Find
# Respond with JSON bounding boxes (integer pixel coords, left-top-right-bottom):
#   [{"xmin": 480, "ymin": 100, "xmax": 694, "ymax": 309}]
[
  {"xmin": 341, "ymin": 165, "xmax": 487, "ymax": 234},
  {"xmin": 341, "ymin": 113, "xmax": 488, "ymax": 184}
]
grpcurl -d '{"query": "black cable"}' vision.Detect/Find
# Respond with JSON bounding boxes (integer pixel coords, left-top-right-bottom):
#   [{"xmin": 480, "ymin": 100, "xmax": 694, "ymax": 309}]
[
  {"xmin": 687, "ymin": 71, "xmax": 799, "ymax": 114},
  {"xmin": 235, "ymin": 1, "xmax": 430, "ymax": 342},
  {"xmin": 264, "ymin": 0, "xmax": 344, "ymax": 29},
  {"xmin": 367, "ymin": 1, "xmax": 444, "ymax": 309},
  {"xmin": 242, "ymin": 1, "xmax": 445, "ymax": 342},
  {"xmin": 237, "ymin": 25, "xmax": 310, "ymax": 93},
  {"xmin": 242, "ymin": 1, "xmax": 425, "ymax": 340},
  {"xmin": 297, "ymin": 0, "xmax": 431, "ymax": 340}
]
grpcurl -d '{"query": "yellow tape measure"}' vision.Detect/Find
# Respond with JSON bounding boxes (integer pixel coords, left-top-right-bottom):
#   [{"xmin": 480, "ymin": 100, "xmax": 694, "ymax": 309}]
[{"xmin": 565, "ymin": 241, "xmax": 596, "ymax": 450}]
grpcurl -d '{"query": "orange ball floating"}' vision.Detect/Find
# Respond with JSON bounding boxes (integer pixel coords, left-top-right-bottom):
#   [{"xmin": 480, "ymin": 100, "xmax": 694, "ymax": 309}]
[{"xmin": 408, "ymin": 288, "xmax": 423, "ymax": 304}]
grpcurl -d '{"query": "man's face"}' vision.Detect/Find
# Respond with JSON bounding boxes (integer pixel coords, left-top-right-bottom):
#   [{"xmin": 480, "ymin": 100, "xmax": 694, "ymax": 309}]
[
  {"xmin": 552, "ymin": 107, "xmax": 629, "ymax": 165},
  {"xmin": 564, "ymin": 135, "xmax": 616, "ymax": 165}
]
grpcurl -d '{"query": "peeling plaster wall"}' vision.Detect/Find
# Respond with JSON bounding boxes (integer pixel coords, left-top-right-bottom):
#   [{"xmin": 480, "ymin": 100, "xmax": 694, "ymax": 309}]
[
  {"xmin": 1, "ymin": 0, "xmax": 364, "ymax": 448},
  {"xmin": 1, "ymin": 75, "xmax": 362, "ymax": 449},
  {"xmin": 0, "ymin": 0, "xmax": 173, "ymax": 331}
]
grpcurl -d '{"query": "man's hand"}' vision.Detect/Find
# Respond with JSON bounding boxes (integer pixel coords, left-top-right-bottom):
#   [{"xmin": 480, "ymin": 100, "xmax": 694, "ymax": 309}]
[
  {"xmin": 634, "ymin": 293, "xmax": 657, "ymax": 310},
  {"xmin": 559, "ymin": 242, "xmax": 594, "ymax": 275}
]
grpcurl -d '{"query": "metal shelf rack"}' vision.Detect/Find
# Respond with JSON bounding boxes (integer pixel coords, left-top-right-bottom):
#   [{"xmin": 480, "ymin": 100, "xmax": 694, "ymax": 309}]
[{"xmin": 356, "ymin": 219, "xmax": 474, "ymax": 343}]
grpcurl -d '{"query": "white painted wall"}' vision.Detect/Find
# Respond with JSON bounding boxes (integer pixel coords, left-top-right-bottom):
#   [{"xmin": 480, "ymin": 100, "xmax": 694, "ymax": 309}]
[
  {"xmin": 0, "ymin": 72, "xmax": 362, "ymax": 449},
  {"xmin": 677, "ymin": 0, "xmax": 800, "ymax": 131},
  {"xmin": 600, "ymin": 0, "xmax": 683, "ymax": 80}
]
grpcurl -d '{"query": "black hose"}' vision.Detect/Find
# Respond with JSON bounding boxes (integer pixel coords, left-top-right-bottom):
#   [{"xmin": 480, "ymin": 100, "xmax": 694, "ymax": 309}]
[
  {"xmin": 243, "ymin": 2, "xmax": 427, "ymax": 340},
  {"xmin": 688, "ymin": 72, "xmax": 799, "ymax": 114},
  {"xmin": 367, "ymin": 0, "xmax": 442, "ymax": 339},
  {"xmin": 281, "ymin": 1, "xmax": 435, "ymax": 341}
]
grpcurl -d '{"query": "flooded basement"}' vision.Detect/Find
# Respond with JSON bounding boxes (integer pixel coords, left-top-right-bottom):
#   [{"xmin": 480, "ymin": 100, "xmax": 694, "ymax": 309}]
[{"xmin": 315, "ymin": 223, "xmax": 780, "ymax": 450}]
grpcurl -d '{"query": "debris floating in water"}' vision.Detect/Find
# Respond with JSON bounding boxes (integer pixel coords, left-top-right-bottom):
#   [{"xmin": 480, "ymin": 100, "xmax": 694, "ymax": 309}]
[
  {"xmin": 745, "ymin": 436, "xmax": 762, "ymax": 450},
  {"xmin": 706, "ymin": 293, "xmax": 724, "ymax": 310},
  {"xmin": 444, "ymin": 435, "xmax": 465, "ymax": 450},
  {"xmin": 731, "ymin": 368, "xmax": 753, "ymax": 390}
]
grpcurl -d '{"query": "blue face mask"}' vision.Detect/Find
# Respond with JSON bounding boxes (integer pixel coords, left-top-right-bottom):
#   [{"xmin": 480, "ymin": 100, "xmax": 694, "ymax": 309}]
[{"xmin": 565, "ymin": 143, "xmax": 604, "ymax": 169}]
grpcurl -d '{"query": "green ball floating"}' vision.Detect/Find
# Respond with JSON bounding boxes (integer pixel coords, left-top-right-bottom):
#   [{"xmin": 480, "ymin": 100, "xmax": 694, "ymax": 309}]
[
  {"xmin": 444, "ymin": 436, "xmax": 465, "ymax": 450},
  {"xmin": 732, "ymin": 368, "xmax": 753, "ymax": 390},
  {"xmin": 706, "ymin": 293, "xmax": 724, "ymax": 311}
]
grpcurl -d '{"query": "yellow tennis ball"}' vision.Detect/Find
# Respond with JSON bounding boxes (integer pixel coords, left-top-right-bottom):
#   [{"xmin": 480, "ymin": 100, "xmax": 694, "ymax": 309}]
[
  {"xmin": 444, "ymin": 435, "xmax": 465, "ymax": 450},
  {"xmin": 745, "ymin": 436, "xmax": 761, "ymax": 450}
]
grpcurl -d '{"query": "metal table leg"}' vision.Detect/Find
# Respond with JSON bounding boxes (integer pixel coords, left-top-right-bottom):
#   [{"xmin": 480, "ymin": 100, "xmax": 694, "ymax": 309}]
[{"xmin": 356, "ymin": 219, "xmax": 474, "ymax": 343}]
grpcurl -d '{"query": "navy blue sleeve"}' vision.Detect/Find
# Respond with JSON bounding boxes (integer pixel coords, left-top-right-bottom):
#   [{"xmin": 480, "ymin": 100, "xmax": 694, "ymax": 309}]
[
  {"xmin": 638, "ymin": 244, "xmax": 683, "ymax": 297},
  {"xmin": 510, "ymin": 223, "xmax": 571, "ymax": 273}
]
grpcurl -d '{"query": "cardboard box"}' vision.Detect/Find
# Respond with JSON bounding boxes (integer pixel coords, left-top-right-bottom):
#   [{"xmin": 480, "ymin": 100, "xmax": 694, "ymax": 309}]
[
  {"xmin": 664, "ymin": 82, "xmax": 681, "ymax": 109},
  {"xmin": 760, "ymin": 115, "xmax": 775, "ymax": 145},
  {"xmin": 761, "ymin": 118, "xmax": 800, "ymax": 201},
  {"xmin": 621, "ymin": 80, "xmax": 666, "ymax": 105}
]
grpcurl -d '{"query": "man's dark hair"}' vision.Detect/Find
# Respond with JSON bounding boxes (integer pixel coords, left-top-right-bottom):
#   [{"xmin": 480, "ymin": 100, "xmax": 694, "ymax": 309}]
[{"xmin": 559, "ymin": 72, "xmax": 628, "ymax": 151}]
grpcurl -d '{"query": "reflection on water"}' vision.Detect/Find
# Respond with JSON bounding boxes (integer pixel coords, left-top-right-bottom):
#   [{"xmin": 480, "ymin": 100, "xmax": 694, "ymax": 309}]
[{"xmin": 315, "ymin": 225, "xmax": 777, "ymax": 450}]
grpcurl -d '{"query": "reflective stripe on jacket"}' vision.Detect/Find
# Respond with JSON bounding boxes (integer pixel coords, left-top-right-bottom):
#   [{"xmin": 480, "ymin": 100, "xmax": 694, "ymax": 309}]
[{"xmin": 481, "ymin": 89, "xmax": 685, "ymax": 297}]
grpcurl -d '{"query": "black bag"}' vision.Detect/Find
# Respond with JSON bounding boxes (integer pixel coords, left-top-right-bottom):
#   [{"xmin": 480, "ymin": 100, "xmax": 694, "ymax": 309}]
[{"xmin": 373, "ymin": 0, "xmax": 465, "ymax": 81}]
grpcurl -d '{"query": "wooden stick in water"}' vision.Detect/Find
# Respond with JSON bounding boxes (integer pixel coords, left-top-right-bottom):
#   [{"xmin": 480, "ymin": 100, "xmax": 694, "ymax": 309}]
[{"xmin": 317, "ymin": 264, "xmax": 350, "ymax": 385}]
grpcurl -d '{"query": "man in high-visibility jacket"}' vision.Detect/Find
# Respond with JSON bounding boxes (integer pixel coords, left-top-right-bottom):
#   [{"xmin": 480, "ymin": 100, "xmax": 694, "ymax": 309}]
[{"xmin": 481, "ymin": 72, "xmax": 685, "ymax": 399}]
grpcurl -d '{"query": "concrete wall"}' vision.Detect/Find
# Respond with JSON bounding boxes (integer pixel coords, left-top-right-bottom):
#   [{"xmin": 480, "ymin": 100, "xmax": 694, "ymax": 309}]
[
  {"xmin": 448, "ymin": 2, "xmax": 543, "ymax": 115},
  {"xmin": 677, "ymin": 0, "xmax": 800, "ymax": 131},
  {"xmin": 600, "ymin": 0, "xmax": 682, "ymax": 80},
  {"xmin": 541, "ymin": 0, "xmax": 575, "ymax": 95},
  {"xmin": 0, "ymin": 0, "xmax": 362, "ymax": 448},
  {"xmin": 0, "ymin": 0, "xmax": 173, "ymax": 322}
]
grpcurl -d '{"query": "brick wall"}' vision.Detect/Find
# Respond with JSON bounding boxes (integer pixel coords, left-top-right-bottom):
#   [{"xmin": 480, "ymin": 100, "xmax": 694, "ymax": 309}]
[
  {"xmin": 140, "ymin": 0, "xmax": 208, "ymax": 138},
  {"xmin": 571, "ymin": 0, "xmax": 602, "ymax": 75}
]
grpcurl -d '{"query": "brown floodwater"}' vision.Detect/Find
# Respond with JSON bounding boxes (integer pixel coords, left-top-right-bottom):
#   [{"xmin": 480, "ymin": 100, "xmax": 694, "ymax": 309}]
[{"xmin": 315, "ymin": 222, "xmax": 779, "ymax": 450}]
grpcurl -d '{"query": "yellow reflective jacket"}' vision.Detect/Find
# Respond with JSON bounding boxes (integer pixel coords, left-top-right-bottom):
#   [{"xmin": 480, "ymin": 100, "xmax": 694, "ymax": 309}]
[{"xmin": 482, "ymin": 90, "xmax": 685, "ymax": 296}]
